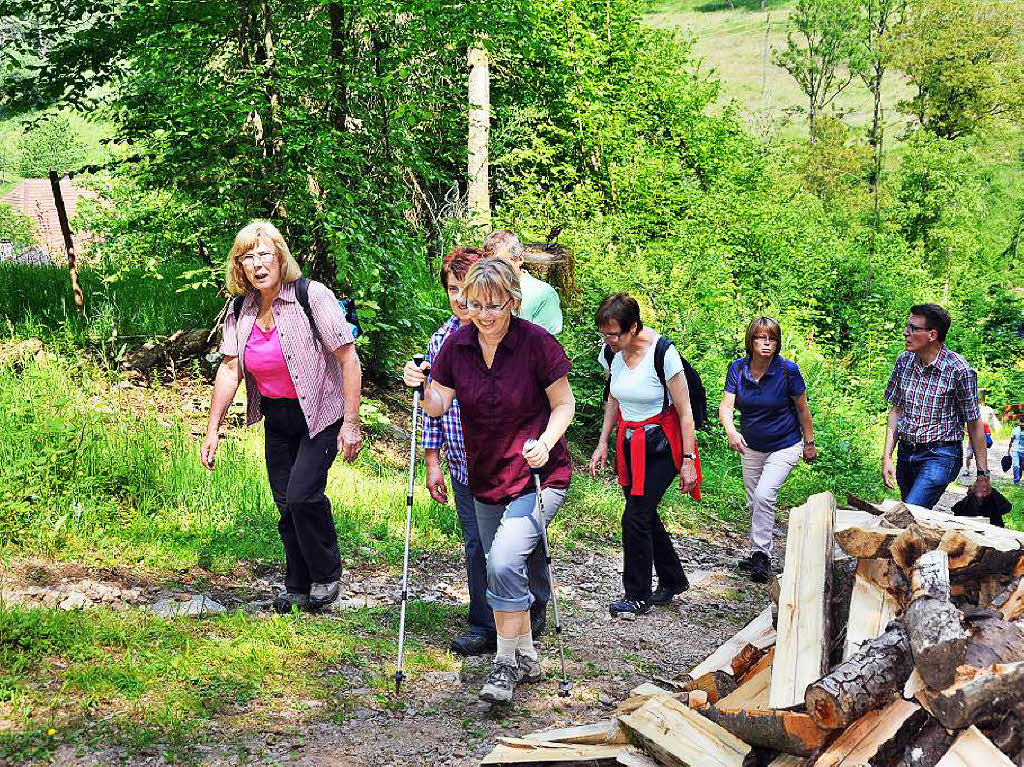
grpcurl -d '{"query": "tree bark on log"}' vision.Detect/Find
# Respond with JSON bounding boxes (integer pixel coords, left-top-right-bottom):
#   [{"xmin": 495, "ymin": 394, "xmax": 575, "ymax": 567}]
[
  {"xmin": 882, "ymin": 502, "xmax": 916, "ymax": 529},
  {"xmin": 805, "ymin": 621, "xmax": 914, "ymax": 730},
  {"xmin": 921, "ymin": 662, "xmax": 1024, "ymax": 730},
  {"xmin": 702, "ymin": 707, "xmax": 830, "ymax": 756},
  {"xmin": 893, "ymin": 523, "xmax": 943, "ymax": 572},
  {"xmin": 991, "ymin": 575, "xmax": 1024, "ymax": 621},
  {"xmin": 963, "ymin": 615, "xmax": 1024, "ymax": 668},
  {"xmin": 940, "ymin": 529, "xmax": 1024, "ymax": 581},
  {"xmin": 899, "ymin": 718, "xmax": 957, "ymax": 767},
  {"xmin": 904, "ymin": 550, "xmax": 967, "ymax": 690}
]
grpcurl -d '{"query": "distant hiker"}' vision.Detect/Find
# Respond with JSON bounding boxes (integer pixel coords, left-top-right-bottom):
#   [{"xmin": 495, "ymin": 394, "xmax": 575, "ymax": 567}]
[
  {"xmin": 403, "ymin": 257, "xmax": 574, "ymax": 705},
  {"xmin": 719, "ymin": 316, "xmax": 816, "ymax": 584},
  {"xmin": 882, "ymin": 303, "xmax": 990, "ymax": 508},
  {"xmin": 963, "ymin": 389, "xmax": 999, "ymax": 475},
  {"xmin": 420, "ymin": 247, "xmax": 550, "ymax": 657},
  {"xmin": 200, "ymin": 220, "xmax": 362, "ymax": 614},
  {"xmin": 484, "ymin": 229, "xmax": 563, "ymax": 334},
  {"xmin": 1010, "ymin": 423, "xmax": 1024, "ymax": 485},
  {"xmin": 588, "ymin": 293, "xmax": 696, "ymax": 619}
]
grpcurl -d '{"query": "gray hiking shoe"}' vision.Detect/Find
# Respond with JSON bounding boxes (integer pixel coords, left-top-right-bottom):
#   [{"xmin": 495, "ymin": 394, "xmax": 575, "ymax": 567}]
[
  {"xmin": 516, "ymin": 650, "xmax": 543, "ymax": 684},
  {"xmin": 479, "ymin": 657, "xmax": 520, "ymax": 704},
  {"xmin": 309, "ymin": 580, "xmax": 340, "ymax": 610}
]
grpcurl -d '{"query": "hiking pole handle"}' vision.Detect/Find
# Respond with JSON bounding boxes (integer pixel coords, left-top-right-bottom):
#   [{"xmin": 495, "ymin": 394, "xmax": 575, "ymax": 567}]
[
  {"xmin": 523, "ymin": 438, "xmax": 545, "ymax": 478},
  {"xmin": 410, "ymin": 353, "xmax": 425, "ymax": 394}
]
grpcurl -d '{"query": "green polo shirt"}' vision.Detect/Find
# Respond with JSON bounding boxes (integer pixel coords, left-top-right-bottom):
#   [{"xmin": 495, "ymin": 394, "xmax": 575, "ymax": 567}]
[{"xmin": 519, "ymin": 272, "xmax": 562, "ymax": 335}]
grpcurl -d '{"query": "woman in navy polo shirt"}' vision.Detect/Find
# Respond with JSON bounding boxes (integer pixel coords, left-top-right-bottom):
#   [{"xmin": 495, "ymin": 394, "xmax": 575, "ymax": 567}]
[{"xmin": 719, "ymin": 317, "xmax": 816, "ymax": 583}]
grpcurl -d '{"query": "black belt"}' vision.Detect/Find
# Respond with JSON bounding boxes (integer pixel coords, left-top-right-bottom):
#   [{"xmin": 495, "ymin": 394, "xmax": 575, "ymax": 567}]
[{"xmin": 898, "ymin": 438, "xmax": 960, "ymax": 452}]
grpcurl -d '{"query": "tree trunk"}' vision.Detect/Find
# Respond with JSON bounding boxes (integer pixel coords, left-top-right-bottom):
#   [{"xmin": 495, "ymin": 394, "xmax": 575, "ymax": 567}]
[
  {"xmin": 805, "ymin": 621, "xmax": 914, "ymax": 730},
  {"xmin": 904, "ymin": 551, "xmax": 967, "ymax": 690},
  {"xmin": 467, "ymin": 42, "xmax": 491, "ymax": 230},
  {"xmin": 328, "ymin": 2, "xmax": 351, "ymax": 133},
  {"xmin": 48, "ymin": 171, "xmax": 84, "ymax": 311}
]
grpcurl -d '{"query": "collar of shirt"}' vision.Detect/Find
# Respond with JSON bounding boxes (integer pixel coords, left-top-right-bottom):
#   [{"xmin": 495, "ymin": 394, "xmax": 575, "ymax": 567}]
[
  {"xmin": 451, "ymin": 315, "xmax": 525, "ymax": 354},
  {"xmin": 742, "ymin": 355, "xmax": 781, "ymax": 385},
  {"xmin": 912, "ymin": 345, "xmax": 950, "ymax": 373},
  {"xmin": 239, "ymin": 281, "xmax": 298, "ymax": 314}
]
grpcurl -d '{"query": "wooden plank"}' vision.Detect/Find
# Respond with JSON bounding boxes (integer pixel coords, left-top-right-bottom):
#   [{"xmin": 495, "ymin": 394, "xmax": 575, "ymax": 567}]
[
  {"xmin": 689, "ymin": 607, "xmax": 775, "ymax": 680},
  {"xmin": 481, "ymin": 742, "xmax": 629, "ymax": 765},
  {"xmin": 835, "ymin": 525, "xmax": 902, "ymax": 559},
  {"xmin": 843, "ymin": 559, "xmax": 902, "ymax": 660},
  {"xmin": 835, "ymin": 508, "xmax": 883, "ymax": 532},
  {"xmin": 523, "ymin": 720, "xmax": 628, "ymax": 746},
  {"xmin": 770, "ymin": 491, "xmax": 836, "ymax": 709},
  {"xmin": 811, "ymin": 699, "xmax": 926, "ymax": 766},
  {"xmin": 934, "ymin": 726, "xmax": 1016, "ymax": 767},
  {"xmin": 615, "ymin": 692, "xmax": 686, "ymax": 715},
  {"xmin": 619, "ymin": 696, "xmax": 751, "ymax": 767},
  {"xmin": 704, "ymin": 707, "xmax": 831, "ymax": 756},
  {"xmin": 717, "ymin": 648, "xmax": 773, "ymax": 710}
]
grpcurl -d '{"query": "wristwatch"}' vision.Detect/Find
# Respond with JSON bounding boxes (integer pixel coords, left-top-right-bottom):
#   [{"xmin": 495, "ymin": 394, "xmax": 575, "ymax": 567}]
[
  {"xmin": 977, "ymin": 469, "xmax": 991, "ymax": 477},
  {"xmin": 682, "ymin": 453, "xmax": 696, "ymax": 461}
]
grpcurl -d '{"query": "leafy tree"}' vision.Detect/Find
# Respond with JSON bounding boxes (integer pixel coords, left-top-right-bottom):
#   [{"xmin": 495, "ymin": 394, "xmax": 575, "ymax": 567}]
[
  {"xmin": 17, "ymin": 113, "xmax": 86, "ymax": 176},
  {"xmin": 774, "ymin": 0, "xmax": 867, "ymax": 140},
  {"xmin": 884, "ymin": 0, "xmax": 1024, "ymax": 139}
]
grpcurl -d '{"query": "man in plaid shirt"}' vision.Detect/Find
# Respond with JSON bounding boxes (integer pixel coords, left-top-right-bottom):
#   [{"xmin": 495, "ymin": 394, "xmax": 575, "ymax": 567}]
[
  {"xmin": 421, "ymin": 248, "xmax": 549, "ymax": 656},
  {"xmin": 882, "ymin": 303, "xmax": 990, "ymax": 508}
]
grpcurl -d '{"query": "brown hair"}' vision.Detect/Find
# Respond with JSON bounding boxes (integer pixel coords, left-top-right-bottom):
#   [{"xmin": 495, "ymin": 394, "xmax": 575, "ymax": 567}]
[
  {"xmin": 910, "ymin": 303, "xmax": 951, "ymax": 343},
  {"xmin": 225, "ymin": 220, "xmax": 302, "ymax": 295},
  {"xmin": 744, "ymin": 316, "xmax": 782, "ymax": 358},
  {"xmin": 462, "ymin": 257, "xmax": 522, "ymax": 309},
  {"xmin": 440, "ymin": 246, "xmax": 485, "ymax": 289},
  {"xmin": 595, "ymin": 293, "xmax": 643, "ymax": 334}
]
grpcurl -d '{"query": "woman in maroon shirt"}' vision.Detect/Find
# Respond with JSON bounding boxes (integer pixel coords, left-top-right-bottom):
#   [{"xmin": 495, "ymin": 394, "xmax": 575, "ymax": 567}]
[
  {"xmin": 200, "ymin": 221, "xmax": 363, "ymax": 614},
  {"xmin": 403, "ymin": 257, "xmax": 575, "ymax": 705}
]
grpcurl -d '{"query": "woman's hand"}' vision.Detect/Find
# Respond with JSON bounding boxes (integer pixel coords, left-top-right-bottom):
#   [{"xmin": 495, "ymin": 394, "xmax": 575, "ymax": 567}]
[
  {"xmin": 200, "ymin": 431, "xmax": 219, "ymax": 471},
  {"xmin": 523, "ymin": 439, "xmax": 550, "ymax": 469},
  {"xmin": 402, "ymin": 359, "xmax": 430, "ymax": 389},
  {"xmin": 726, "ymin": 429, "xmax": 747, "ymax": 455},
  {"xmin": 588, "ymin": 442, "xmax": 608, "ymax": 476},
  {"xmin": 679, "ymin": 459, "xmax": 698, "ymax": 493},
  {"xmin": 803, "ymin": 442, "xmax": 818, "ymax": 463},
  {"xmin": 338, "ymin": 419, "xmax": 362, "ymax": 462}
]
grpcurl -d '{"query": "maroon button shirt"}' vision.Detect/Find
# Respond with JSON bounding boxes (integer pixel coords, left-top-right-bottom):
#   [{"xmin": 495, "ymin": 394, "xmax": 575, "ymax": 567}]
[{"xmin": 430, "ymin": 316, "xmax": 572, "ymax": 505}]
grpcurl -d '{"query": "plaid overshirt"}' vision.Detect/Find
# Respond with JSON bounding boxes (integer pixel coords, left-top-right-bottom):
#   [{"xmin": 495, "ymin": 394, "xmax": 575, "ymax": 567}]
[
  {"xmin": 884, "ymin": 347, "xmax": 980, "ymax": 443},
  {"xmin": 421, "ymin": 316, "xmax": 468, "ymax": 485}
]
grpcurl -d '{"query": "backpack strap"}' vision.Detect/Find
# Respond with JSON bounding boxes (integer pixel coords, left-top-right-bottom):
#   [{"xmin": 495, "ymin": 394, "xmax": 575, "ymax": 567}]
[
  {"xmin": 294, "ymin": 277, "xmax": 323, "ymax": 344},
  {"xmin": 232, "ymin": 294, "xmax": 245, "ymax": 322},
  {"xmin": 654, "ymin": 336, "xmax": 671, "ymax": 412},
  {"xmin": 602, "ymin": 344, "xmax": 615, "ymax": 401}
]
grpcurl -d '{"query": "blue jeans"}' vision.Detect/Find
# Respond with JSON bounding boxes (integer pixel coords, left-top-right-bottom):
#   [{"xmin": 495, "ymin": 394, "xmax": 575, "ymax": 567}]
[
  {"xmin": 895, "ymin": 443, "xmax": 963, "ymax": 509},
  {"xmin": 453, "ymin": 478, "xmax": 550, "ymax": 634},
  {"xmin": 1013, "ymin": 451, "xmax": 1024, "ymax": 485}
]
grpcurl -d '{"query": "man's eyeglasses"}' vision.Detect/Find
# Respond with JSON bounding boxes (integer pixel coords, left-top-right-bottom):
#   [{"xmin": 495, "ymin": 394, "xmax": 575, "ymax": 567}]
[
  {"xmin": 466, "ymin": 297, "xmax": 512, "ymax": 316},
  {"xmin": 905, "ymin": 322, "xmax": 931, "ymax": 334},
  {"xmin": 240, "ymin": 251, "xmax": 276, "ymax": 267}
]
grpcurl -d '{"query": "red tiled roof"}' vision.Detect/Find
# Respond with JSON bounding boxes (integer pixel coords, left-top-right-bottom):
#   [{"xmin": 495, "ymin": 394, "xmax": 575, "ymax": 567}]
[{"xmin": 0, "ymin": 177, "xmax": 99, "ymax": 258}]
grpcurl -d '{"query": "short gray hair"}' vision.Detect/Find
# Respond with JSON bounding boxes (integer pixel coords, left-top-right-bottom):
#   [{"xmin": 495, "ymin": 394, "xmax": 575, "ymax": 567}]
[
  {"xmin": 463, "ymin": 257, "xmax": 522, "ymax": 309},
  {"xmin": 483, "ymin": 229, "xmax": 525, "ymax": 261}
]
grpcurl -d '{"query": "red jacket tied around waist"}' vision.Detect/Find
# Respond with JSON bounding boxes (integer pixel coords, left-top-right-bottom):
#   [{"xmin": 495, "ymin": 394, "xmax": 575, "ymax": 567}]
[{"xmin": 615, "ymin": 408, "xmax": 702, "ymax": 501}]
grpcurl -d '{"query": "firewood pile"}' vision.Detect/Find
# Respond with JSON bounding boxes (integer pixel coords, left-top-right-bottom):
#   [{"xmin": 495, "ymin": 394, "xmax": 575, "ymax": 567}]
[{"xmin": 479, "ymin": 492, "xmax": 1024, "ymax": 766}]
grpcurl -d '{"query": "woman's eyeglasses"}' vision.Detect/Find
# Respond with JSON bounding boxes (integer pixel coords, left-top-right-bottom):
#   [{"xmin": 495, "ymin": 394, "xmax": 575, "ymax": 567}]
[
  {"xmin": 466, "ymin": 297, "xmax": 512, "ymax": 316},
  {"xmin": 239, "ymin": 251, "xmax": 276, "ymax": 267}
]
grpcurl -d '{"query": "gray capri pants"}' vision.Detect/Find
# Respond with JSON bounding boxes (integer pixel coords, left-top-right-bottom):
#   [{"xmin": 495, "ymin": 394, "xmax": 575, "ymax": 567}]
[{"xmin": 474, "ymin": 487, "xmax": 567, "ymax": 613}]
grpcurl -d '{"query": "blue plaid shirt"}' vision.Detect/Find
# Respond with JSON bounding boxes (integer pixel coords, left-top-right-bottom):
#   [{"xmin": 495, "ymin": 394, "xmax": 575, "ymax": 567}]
[{"xmin": 421, "ymin": 316, "xmax": 469, "ymax": 485}]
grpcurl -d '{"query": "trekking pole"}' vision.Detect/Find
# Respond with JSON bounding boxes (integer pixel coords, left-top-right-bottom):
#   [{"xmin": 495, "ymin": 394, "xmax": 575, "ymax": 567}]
[
  {"xmin": 523, "ymin": 439, "xmax": 571, "ymax": 697},
  {"xmin": 395, "ymin": 353, "xmax": 425, "ymax": 696}
]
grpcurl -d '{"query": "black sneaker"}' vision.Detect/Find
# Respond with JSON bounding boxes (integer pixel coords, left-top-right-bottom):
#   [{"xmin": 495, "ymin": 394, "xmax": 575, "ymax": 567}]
[
  {"xmin": 609, "ymin": 598, "xmax": 652, "ymax": 617},
  {"xmin": 450, "ymin": 630, "xmax": 497, "ymax": 656},
  {"xmin": 479, "ymin": 657, "xmax": 520, "ymax": 704},
  {"xmin": 750, "ymin": 552, "xmax": 772, "ymax": 584},
  {"xmin": 738, "ymin": 555, "xmax": 757, "ymax": 573},
  {"xmin": 272, "ymin": 592, "xmax": 310, "ymax": 614},
  {"xmin": 650, "ymin": 575, "xmax": 690, "ymax": 605}
]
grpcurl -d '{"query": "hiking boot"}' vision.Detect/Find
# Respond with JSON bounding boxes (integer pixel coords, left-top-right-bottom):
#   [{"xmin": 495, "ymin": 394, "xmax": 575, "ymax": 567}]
[
  {"xmin": 516, "ymin": 650, "xmax": 543, "ymax": 684},
  {"xmin": 749, "ymin": 552, "xmax": 772, "ymax": 584},
  {"xmin": 479, "ymin": 657, "xmax": 520, "ymax": 704},
  {"xmin": 609, "ymin": 598, "xmax": 652, "ymax": 618},
  {"xmin": 272, "ymin": 591, "xmax": 310, "ymax": 614},
  {"xmin": 738, "ymin": 554, "xmax": 758, "ymax": 573},
  {"xmin": 450, "ymin": 630, "xmax": 496, "ymax": 657},
  {"xmin": 308, "ymin": 580, "xmax": 340, "ymax": 610},
  {"xmin": 650, "ymin": 575, "xmax": 690, "ymax": 605}
]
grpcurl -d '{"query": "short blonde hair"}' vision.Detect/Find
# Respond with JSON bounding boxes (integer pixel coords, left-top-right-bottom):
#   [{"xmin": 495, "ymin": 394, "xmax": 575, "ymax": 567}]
[
  {"xmin": 225, "ymin": 220, "xmax": 302, "ymax": 295},
  {"xmin": 744, "ymin": 316, "xmax": 782, "ymax": 358},
  {"xmin": 463, "ymin": 257, "xmax": 522, "ymax": 310}
]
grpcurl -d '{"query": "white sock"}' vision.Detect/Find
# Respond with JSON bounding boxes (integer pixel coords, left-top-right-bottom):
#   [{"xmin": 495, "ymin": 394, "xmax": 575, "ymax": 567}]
[
  {"xmin": 517, "ymin": 625, "xmax": 537, "ymax": 660},
  {"xmin": 496, "ymin": 634, "xmax": 518, "ymax": 662}
]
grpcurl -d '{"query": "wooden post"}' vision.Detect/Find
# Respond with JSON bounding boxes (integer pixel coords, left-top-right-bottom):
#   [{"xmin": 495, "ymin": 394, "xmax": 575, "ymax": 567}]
[
  {"xmin": 467, "ymin": 42, "xmax": 491, "ymax": 230},
  {"xmin": 48, "ymin": 170, "xmax": 84, "ymax": 311}
]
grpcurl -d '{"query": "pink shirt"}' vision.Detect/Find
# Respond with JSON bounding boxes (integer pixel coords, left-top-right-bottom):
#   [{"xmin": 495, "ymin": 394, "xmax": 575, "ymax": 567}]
[
  {"xmin": 244, "ymin": 324, "xmax": 299, "ymax": 399},
  {"xmin": 220, "ymin": 280, "xmax": 356, "ymax": 437}
]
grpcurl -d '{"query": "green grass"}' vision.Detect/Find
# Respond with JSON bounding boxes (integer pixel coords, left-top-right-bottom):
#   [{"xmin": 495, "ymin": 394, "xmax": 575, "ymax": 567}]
[
  {"xmin": 0, "ymin": 601, "xmax": 457, "ymax": 764},
  {"xmin": 0, "ymin": 110, "xmax": 117, "ymax": 188}
]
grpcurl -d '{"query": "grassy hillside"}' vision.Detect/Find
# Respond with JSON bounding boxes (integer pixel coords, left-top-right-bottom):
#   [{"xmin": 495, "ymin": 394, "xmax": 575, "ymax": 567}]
[
  {"xmin": 0, "ymin": 110, "xmax": 116, "ymax": 193},
  {"xmin": 647, "ymin": 0, "xmax": 915, "ymax": 139}
]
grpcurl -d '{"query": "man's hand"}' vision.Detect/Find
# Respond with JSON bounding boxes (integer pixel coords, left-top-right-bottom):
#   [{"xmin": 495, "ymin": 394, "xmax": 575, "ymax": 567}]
[
  {"xmin": 588, "ymin": 442, "xmax": 608, "ymax": 476},
  {"xmin": 426, "ymin": 463, "xmax": 448, "ymax": 504},
  {"xmin": 679, "ymin": 459, "xmax": 698, "ymax": 493},
  {"xmin": 971, "ymin": 474, "xmax": 992, "ymax": 500},
  {"xmin": 882, "ymin": 455, "xmax": 897, "ymax": 490},
  {"xmin": 338, "ymin": 419, "xmax": 362, "ymax": 462}
]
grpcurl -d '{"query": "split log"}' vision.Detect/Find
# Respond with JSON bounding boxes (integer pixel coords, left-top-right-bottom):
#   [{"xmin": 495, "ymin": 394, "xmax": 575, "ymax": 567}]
[
  {"xmin": 619, "ymin": 695, "xmax": 751, "ymax": 767},
  {"xmin": 835, "ymin": 525, "xmax": 902, "ymax": 559},
  {"xmin": 844, "ymin": 559, "xmax": 903, "ymax": 660},
  {"xmin": 830, "ymin": 556, "xmax": 859, "ymax": 666},
  {"xmin": 846, "ymin": 494, "xmax": 884, "ymax": 515},
  {"xmin": 984, "ymin": 713, "xmax": 1023, "ymax": 760},
  {"xmin": 523, "ymin": 720, "xmax": 628, "ymax": 746},
  {"xmin": 892, "ymin": 524, "xmax": 943, "ymax": 571},
  {"xmin": 900, "ymin": 719, "xmax": 957, "ymax": 767},
  {"xmin": 836, "ymin": 509, "xmax": 885, "ymax": 531},
  {"xmin": 906, "ymin": 505, "xmax": 1024, "ymax": 547},
  {"xmin": 630, "ymin": 682, "xmax": 671, "ymax": 697},
  {"xmin": 690, "ymin": 607, "xmax": 775, "ymax": 681},
  {"xmin": 904, "ymin": 550, "xmax": 966, "ymax": 690},
  {"xmin": 481, "ymin": 742, "xmax": 632, "ymax": 765},
  {"xmin": 920, "ymin": 662, "xmax": 1024, "ymax": 730},
  {"xmin": 805, "ymin": 621, "xmax": 914, "ymax": 730},
  {"xmin": 681, "ymin": 672, "xmax": 737, "ymax": 705},
  {"xmin": 991, "ymin": 575, "xmax": 1024, "ymax": 622},
  {"xmin": 718, "ymin": 648, "xmax": 773, "ymax": 711},
  {"xmin": 703, "ymin": 707, "xmax": 831, "ymax": 756},
  {"xmin": 687, "ymin": 689, "xmax": 708, "ymax": 709},
  {"xmin": 811, "ymin": 698, "xmax": 929, "ymax": 767},
  {"xmin": 939, "ymin": 529, "xmax": 1024, "ymax": 580},
  {"xmin": 934, "ymin": 726, "xmax": 1015, "ymax": 767},
  {"xmin": 615, "ymin": 750, "xmax": 661, "ymax": 767},
  {"xmin": 882, "ymin": 502, "xmax": 916, "ymax": 529},
  {"xmin": 770, "ymin": 492, "xmax": 835, "ymax": 710},
  {"xmin": 615, "ymin": 691, "xmax": 686, "ymax": 715},
  {"xmin": 964, "ymin": 614, "xmax": 1024, "ymax": 668}
]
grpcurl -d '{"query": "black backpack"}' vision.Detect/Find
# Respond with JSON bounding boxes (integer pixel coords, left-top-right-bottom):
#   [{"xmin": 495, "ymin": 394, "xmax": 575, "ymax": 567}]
[
  {"xmin": 232, "ymin": 277, "xmax": 361, "ymax": 342},
  {"xmin": 603, "ymin": 336, "xmax": 709, "ymax": 430}
]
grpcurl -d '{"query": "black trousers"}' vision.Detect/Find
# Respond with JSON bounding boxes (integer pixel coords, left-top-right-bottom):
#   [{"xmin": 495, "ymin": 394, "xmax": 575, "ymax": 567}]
[
  {"xmin": 621, "ymin": 427, "xmax": 688, "ymax": 601},
  {"xmin": 263, "ymin": 397, "xmax": 342, "ymax": 593}
]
